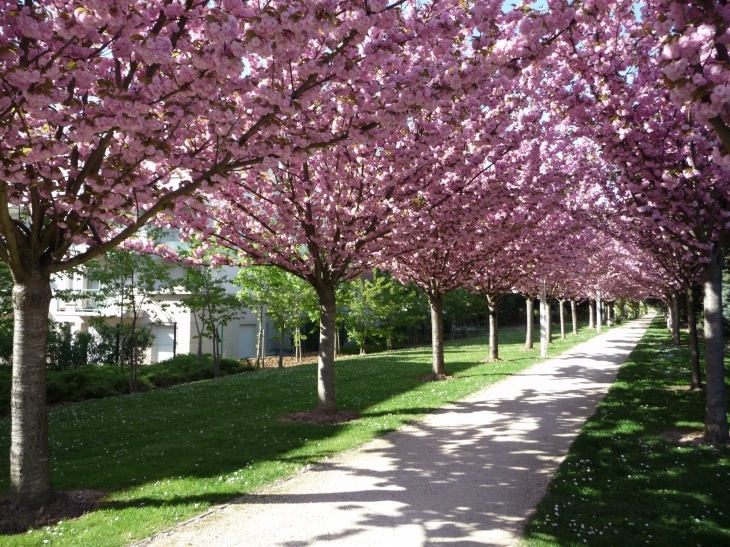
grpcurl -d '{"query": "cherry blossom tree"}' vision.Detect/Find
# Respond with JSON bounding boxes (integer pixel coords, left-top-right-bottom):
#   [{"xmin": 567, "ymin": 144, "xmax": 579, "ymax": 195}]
[
  {"xmin": 0, "ymin": 0, "xmax": 442, "ymax": 509},
  {"xmin": 548, "ymin": 0, "xmax": 730, "ymax": 443}
]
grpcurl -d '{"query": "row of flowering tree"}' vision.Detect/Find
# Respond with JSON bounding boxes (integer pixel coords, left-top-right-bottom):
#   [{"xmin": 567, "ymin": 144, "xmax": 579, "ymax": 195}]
[
  {"xmin": 6, "ymin": 0, "xmax": 563, "ymax": 509},
  {"xmin": 2, "ymin": 0, "xmax": 728, "ymax": 512}
]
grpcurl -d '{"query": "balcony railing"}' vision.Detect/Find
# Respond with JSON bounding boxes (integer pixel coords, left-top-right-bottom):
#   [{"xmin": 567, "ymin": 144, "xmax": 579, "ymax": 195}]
[{"xmin": 54, "ymin": 290, "xmax": 112, "ymax": 314}]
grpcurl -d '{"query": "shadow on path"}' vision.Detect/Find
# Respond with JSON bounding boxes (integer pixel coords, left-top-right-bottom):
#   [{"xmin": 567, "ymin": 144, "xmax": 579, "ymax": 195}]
[{"xmin": 143, "ymin": 318, "xmax": 653, "ymax": 547}]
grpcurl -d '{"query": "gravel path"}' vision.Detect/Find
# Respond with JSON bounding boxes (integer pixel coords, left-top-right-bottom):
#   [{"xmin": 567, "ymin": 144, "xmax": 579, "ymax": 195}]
[{"xmin": 138, "ymin": 316, "xmax": 653, "ymax": 547}]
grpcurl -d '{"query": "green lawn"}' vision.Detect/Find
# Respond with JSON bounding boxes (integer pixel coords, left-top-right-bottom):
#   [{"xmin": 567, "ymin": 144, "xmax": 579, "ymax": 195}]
[
  {"xmin": 520, "ymin": 317, "xmax": 730, "ymax": 547},
  {"xmin": 0, "ymin": 323, "xmax": 604, "ymax": 547}
]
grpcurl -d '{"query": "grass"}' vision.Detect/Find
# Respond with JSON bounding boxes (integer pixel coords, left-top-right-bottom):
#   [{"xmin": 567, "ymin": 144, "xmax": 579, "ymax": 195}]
[
  {"xmin": 0, "ymin": 323, "xmax": 605, "ymax": 547},
  {"xmin": 520, "ymin": 317, "xmax": 730, "ymax": 547}
]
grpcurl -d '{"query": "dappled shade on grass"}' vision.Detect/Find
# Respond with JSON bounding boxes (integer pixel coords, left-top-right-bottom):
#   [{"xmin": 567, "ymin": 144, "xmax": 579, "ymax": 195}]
[
  {"xmin": 0, "ymin": 323, "xmax": 602, "ymax": 546},
  {"xmin": 522, "ymin": 318, "xmax": 730, "ymax": 547}
]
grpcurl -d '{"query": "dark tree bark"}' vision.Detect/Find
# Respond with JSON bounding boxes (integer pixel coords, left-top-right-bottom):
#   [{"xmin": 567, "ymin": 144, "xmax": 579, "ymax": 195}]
[
  {"xmin": 571, "ymin": 299, "xmax": 578, "ymax": 335},
  {"xmin": 10, "ymin": 274, "xmax": 54, "ymax": 509},
  {"xmin": 703, "ymin": 251, "xmax": 729, "ymax": 444},
  {"xmin": 596, "ymin": 293, "xmax": 602, "ymax": 333},
  {"xmin": 429, "ymin": 291, "xmax": 446, "ymax": 376},
  {"xmin": 540, "ymin": 282, "xmax": 548, "ymax": 357},
  {"xmin": 486, "ymin": 293, "xmax": 501, "ymax": 360},
  {"xmin": 671, "ymin": 292, "xmax": 681, "ymax": 346},
  {"xmin": 686, "ymin": 287, "xmax": 702, "ymax": 390},
  {"xmin": 316, "ymin": 283, "xmax": 338, "ymax": 412},
  {"xmin": 525, "ymin": 296, "xmax": 534, "ymax": 350},
  {"xmin": 588, "ymin": 300, "xmax": 595, "ymax": 329},
  {"xmin": 559, "ymin": 299, "xmax": 566, "ymax": 340},
  {"xmin": 212, "ymin": 326, "xmax": 221, "ymax": 378},
  {"xmin": 278, "ymin": 323, "xmax": 285, "ymax": 368}
]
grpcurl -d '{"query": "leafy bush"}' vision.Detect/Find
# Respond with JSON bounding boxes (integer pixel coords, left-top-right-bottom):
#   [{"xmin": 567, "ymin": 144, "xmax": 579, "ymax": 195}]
[
  {"xmin": 86, "ymin": 317, "xmax": 154, "ymax": 368},
  {"xmin": 0, "ymin": 353, "xmax": 254, "ymax": 415},
  {"xmin": 47, "ymin": 322, "xmax": 93, "ymax": 369},
  {"xmin": 46, "ymin": 365, "xmax": 130, "ymax": 405}
]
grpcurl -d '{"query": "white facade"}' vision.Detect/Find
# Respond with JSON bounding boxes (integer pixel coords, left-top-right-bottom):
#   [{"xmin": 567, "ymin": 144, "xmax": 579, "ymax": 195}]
[{"xmin": 50, "ymin": 263, "xmax": 289, "ymax": 364}]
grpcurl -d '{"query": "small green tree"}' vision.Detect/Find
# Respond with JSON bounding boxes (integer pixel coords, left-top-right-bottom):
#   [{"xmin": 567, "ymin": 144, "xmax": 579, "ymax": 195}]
[
  {"xmin": 83, "ymin": 249, "xmax": 172, "ymax": 392},
  {"xmin": 442, "ymin": 288, "xmax": 485, "ymax": 339},
  {"xmin": 177, "ymin": 263, "xmax": 243, "ymax": 377},
  {"xmin": 342, "ymin": 270, "xmax": 428, "ymax": 353},
  {"xmin": 235, "ymin": 266, "xmax": 317, "ymax": 368}
]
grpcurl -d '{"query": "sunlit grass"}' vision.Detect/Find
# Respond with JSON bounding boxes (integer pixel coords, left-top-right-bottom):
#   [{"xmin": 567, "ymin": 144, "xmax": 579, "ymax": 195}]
[
  {"xmin": 520, "ymin": 317, "xmax": 730, "ymax": 547},
  {"xmin": 0, "ymin": 322, "xmax": 605, "ymax": 547}
]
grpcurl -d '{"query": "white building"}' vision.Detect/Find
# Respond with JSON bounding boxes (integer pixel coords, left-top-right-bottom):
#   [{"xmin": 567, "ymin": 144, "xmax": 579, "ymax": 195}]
[{"xmin": 50, "ymin": 262, "xmax": 288, "ymax": 365}]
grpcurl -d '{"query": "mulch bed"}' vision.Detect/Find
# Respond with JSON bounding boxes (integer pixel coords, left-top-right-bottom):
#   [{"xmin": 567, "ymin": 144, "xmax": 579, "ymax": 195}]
[
  {"xmin": 0, "ymin": 490, "xmax": 107, "ymax": 535},
  {"xmin": 659, "ymin": 427, "xmax": 730, "ymax": 451},
  {"xmin": 280, "ymin": 410, "xmax": 360, "ymax": 425},
  {"xmin": 658, "ymin": 427, "xmax": 706, "ymax": 446},
  {"xmin": 414, "ymin": 373, "xmax": 456, "ymax": 382}
]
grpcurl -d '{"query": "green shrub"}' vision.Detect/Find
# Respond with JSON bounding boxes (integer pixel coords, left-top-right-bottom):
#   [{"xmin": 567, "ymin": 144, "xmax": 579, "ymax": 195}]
[
  {"xmin": 46, "ymin": 365, "xmax": 128, "ymax": 406},
  {"xmin": 0, "ymin": 353, "xmax": 254, "ymax": 415},
  {"xmin": 220, "ymin": 356, "xmax": 254, "ymax": 374}
]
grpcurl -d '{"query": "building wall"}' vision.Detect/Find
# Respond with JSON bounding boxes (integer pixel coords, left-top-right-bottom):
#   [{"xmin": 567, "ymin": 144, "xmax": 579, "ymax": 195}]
[{"xmin": 50, "ymin": 268, "xmax": 291, "ymax": 364}]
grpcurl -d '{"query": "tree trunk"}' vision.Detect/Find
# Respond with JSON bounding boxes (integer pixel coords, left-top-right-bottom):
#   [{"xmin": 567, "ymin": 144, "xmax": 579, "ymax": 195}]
[
  {"xmin": 212, "ymin": 327, "xmax": 221, "ymax": 378},
  {"xmin": 671, "ymin": 292, "xmax": 681, "ymax": 346},
  {"xmin": 665, "ymin": 297, "xmax": 672, "ymax": 332},
  {"xmin": 547, "ymin": 299, "xmax": 553, "ymax": 343},
  {"xmin": 429, "ymin": 291, "xmax": 446, "ymax": 376},
  {"xmin": 10, "ymin": 274, "xmax": 54, "ymax": 509},
  {"xmin": 256, "ymin": 307, "xmax": 265, "ymax": 369},
  {"xmin": 607, "ymin": 302, "xmax": 614, "ymax": 326},
  {"xmin": 295, "ymin": 326, "xmax": 301, "ymax": 362},
  {"xmin": 335, "ymin": 323, "xmax": 340, "ymax": 356},
  {"xmin": 525, "ymin": 297, "xmax": 534, "ymax": 350},
  {"xmin": 596, "ymin": 292, "xmax": 602, "ymax": 333},
  {"xmin": 703, "ymin": 252, "xmax": 729, "ymax": 444},
  {"xmin": 588, "ymin": 300, "xmax": 595, "ymax": 329},
  {"xmin": 540, "ymin": 281, "xmax": 548, "ymax": 357},
  {"xmin": 559, "ymin": 299, "xmax": 566, "ymax": 340},
  {"xmin": 486, "ymin": 294, "xmax": 500, "ymax": 360},
  {"xmin": 128, "ymin": 317, "xmax": 138, "ymax": 393},
  {"xmin": 197, "ymin": 335, "xmax": 203, "ymax": 365},
  {"xmin": 686, "ymin": 287, "xmax": 702, "ymax": 390},
  {"xmin": 571, "ymin": 300, "xmax": 578, "ymax": 335},
  {"xmin": 278, "ymin": 323, "xmax": 284, "ymax": 368},
  {"xmin": 316, "ymin": 283, "xmax": 337, "ymax": 413}
]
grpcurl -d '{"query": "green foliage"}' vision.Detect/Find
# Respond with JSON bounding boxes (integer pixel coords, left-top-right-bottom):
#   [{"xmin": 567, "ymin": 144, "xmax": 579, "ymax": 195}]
[
  {"xmin": 0, "ymin": 353, "xmax": 254, "ymax": 416},
  {"xmin": 83, "ymin": 249, "xmax": 173, "ymax": 389},
  {"xmin": 83, "ymin": 248, "xmax": 173, "ymax": 317},
  {"xmin": 46, "ymin": 321, "xmax": 92, "ymax": 370},
  {"xmin": 178, "ymin": 263, "xmax": 244, "ymax": 372},
  {"xmin": 341, "ymin": 270, "xmax": 427, "ymax": 352},
  {"xmin": 46, "ymin": 365, "xmax": 134, "ymax": 405},
  {"xmin": 235, "ymin": 265, "xmax": 317, "ymax": 360},
  {"xmin": 443, "ymin": 288, "xmax": 487, "ymax": 337},
  {"xmin": 86, "ymin": 317, "xmax": 122, "ymax": 365},
  {"xmin": 140, "ymin": 353, "xmax": 253, "ymax": 388}
]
